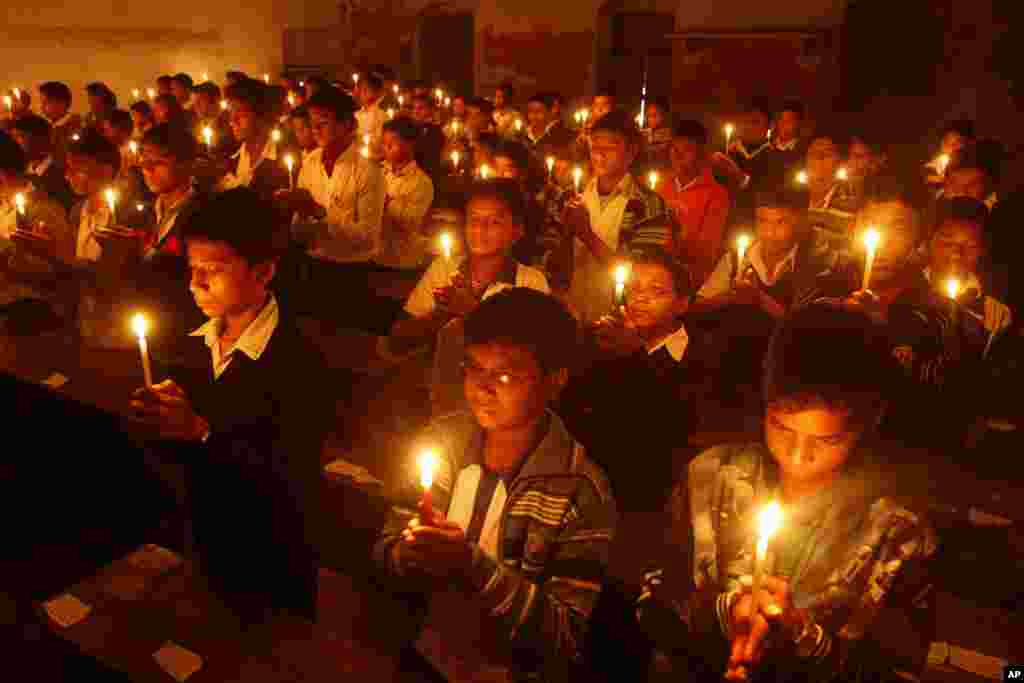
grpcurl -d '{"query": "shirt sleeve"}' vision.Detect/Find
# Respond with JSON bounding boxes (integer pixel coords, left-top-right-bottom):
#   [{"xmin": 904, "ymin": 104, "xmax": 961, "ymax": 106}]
[
  {"xmin": 319, "ymin": 160, "xmax": 386, "ymax": 260},
  {"xmin": 387, "ymin": 173, "xmax": 434, "ymax": 240},
  {"xmin": 404, "ymin": 257, "xmax": 448, "ymax": 317},
  {"xmin": 697, "ymin": 252, "xmax": 733, "ymax": 299}
]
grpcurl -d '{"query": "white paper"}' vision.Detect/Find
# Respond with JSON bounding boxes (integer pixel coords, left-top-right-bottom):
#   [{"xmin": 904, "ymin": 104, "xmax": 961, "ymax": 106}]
[
  {"xmin": 153, "ymin": 642, "xmax": 203, "ymax": 682},
  {"xmin": 43, "ymin": 593, "xmax": 92, "ymax": 628}
]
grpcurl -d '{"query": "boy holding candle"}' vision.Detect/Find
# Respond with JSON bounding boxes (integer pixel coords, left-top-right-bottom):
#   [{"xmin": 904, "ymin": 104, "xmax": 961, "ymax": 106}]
[
  {"xmin": 562, "ymin": 110, "xmax": 671, "ymax": 322},
  {"xmin": 129, "ymin": 101, "xmax": 156, "ymax": 140},
  {"xmin": 641, "ymin": 96, "xmax": 673, "ymax": 171},
  {"xmin": 521, "ymin": 92, "xmax": 573, "ymax": 160},
  {"xmin": 131, "ymin": 187, "xmax": 330, "ymax": 621},
  {"xmin": 84, "ymin": 83, "xmax": 117, "ymax": 131},
  {"xmin": 10, "ymin": 114, "xmax": 75, "ymax": 210},
  {"xmin": 376, "ymin": 116, "xmax": 435, "ymax": 271},
  {"xmin": 636, "ymin": 303, "xmax": 937, "ymax": 683},
  {"xmin": 658, "ymin": 119, "xmax": 730, "ymax": 287},
  {"xmin": 803, "ymin": 133, "xmax": 859, "ymax": 243},
  {"xmin": 219, "ymin": 78, "xmax": 291, "ymax": 202},
  {"xmin": 410, "ymin": 94, "xmax": 445, "ymax": 181},
  {"xmin": 492, "ymin": 82, "xmax": 521, "ymax": 139},
  {"xmin": 375, "ymin": 287, "xmax": 616, "ymax": 682},
  {"xmin": 38, "ymin": 81, "xmax": 82, "ymax": 164},
  {"xmin": 354, "ymin": 72, "xmax": 388, "ymax": 156}
]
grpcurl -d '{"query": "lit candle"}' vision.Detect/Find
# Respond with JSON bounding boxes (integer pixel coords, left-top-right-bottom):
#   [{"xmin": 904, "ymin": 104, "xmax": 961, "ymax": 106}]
[
  {"xmin": 132, "ymin": 314, "xmax": 154, "ymax": 388},
  {"xmin": 397, "ymin": 95, "xmax": 404, "ymax": 107},
  {"xmin": 946, "ymin": 277, "xmax": 961, "ymax": 301},
  {"xmin": 546, "ymin": 155, "xmax": 555, "ymax": 180},
  {"xmin": 836, "ymin": 167, "xmax": 849, "ymax": 181},
  {"xmin": 284, "ymin": 154, "xmax": 295, "ymax": 190},
  {"xmin": 439, "ymin": 231, "xmax": 453, "ymax": 261},
  {"xmin": 201, "ymin": 72, "xmax": 209, "ymax": 83},
  {"xmin": 451, "ymin": 120, "xmax": 460, "ymax": 137},
  {"xmin": 573, "ymin": 166, "xmax": 583, "ymax": 194},
  {"xmin": 434, "ymin": 88, "xmax": 443, "ymax": 103},
  {"xmin": 581, "ymin": 109, "xmax": 590, "ymax": 124},
  {"xmin": 752, "ymin": 502, "xmax": 783, "ymax": 599},
  {"xmin": 724, "ymin": 123, "xmax": 734, "ymax": 151},
  {"xmin": 766, "ymin": 127, "xmax": 773, "ymax": 142},
  {"xmin": 361, "ymin": 146, "xmax": 370, "ymax": 159},
  {"xmin": 220, "ymin": 99, "xmax": 228, "ymax": 111},
  {"xmin": 938, "ymin": 153, "xmax": 951, "ymax": 176},
  {"xmin": 635, "ymin": 112, "xmax": 644, "ymax": 128},
  {"xmin": 71, "ymin": 133, "xmax": 80, "ymax": 142},
  {"xmin": 647, "ymin": 170, "xmax": 659, "ymax": 192},
  {"xmin": 393, "ymin": 84, "xmax": 399, "ymax": 95},
  {"xmin": 363, "ymin": 134, "xmax": 371, "ymax": 147},
  {"xmin": 264, "ymin": 73, "xmax": 270, "ymax": 84},
  {"xmin": 479, "ymin": 164, "xmax": 491, "ymax": 180},
  {"xmin": 129, "ymin": 140, "xmax": 138, "ymax": 161},
  {"xmin": 136, "ymin": 202, "xmax": 145, "ymax": 212},
  {"xmin": 861, "ymin": 227, "xmax": 881, "ymax": 291},
  {"xmin": 450, "ymin": 150, "xmax": 460, "ymax": 173},
  {"xmin": 104, "ymin": 188, "xmax": 118, "ymax": 224},
  {"xmin": 514, "ymin": 118, "xmax": 522, "ymax": 133},
  {"xmin": 299, "ymin": 80, "xmax": 305, "ymax": 88},
  {"xmin": 12, "ymin": 87, "xmax": 20, "ymax": 100},
  {"xmin": 736, "ymin": 234, "xmax": 751, "ymax": 268},
  {"xmin": 574, "ymin": 111, "xmax": 582, "ymax": 126},
  {"xmin": 13, "ymin": 192, "xmax": 27, "ymax": 230},
  {"xmin": 613, "ymin": 263, "xmax": 630, "ymax": 307},
  {"xmin": 3, "ymin": 96, "xmax": 11, "ymax": 112},
  {"xmin": 271, "ymin": 128, "xmax": 282, "ymax": 144},
  {"xmin": 417, "ymin": 449, "xmax": 439, "ymax": 525},
  {"xmin": 202, "ymin": 126, "xmax": 214, "ymax": 151},
  {"xmin": 288, "ymin": 93, "xmax": 295, "ymax": 108},
  {"xmin": 352, "ymin": 73, "xmax": 359, "ymax": 85},
  {"xmin": 387, "ymin": 107, "xmax": 394, "ymax": 119},
  {"xmin": 796, "ymin": 170, "xmax": 808, "ymax": 185},
  {"xmin": 132, "ymin": 88, "xmax": 141, "ymax": 100},
  {"xmin": 444, "ymin": 97, "xmax": 451, "ymax": 108},
  {"xmin": 147, "ymin": 88, "xmax": 156, "ymax": 101}
]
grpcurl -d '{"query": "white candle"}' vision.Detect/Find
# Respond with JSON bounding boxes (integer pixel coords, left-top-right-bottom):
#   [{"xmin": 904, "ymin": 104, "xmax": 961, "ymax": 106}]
[
  {"xmin": 752, "ymin": 502, "xmax": 783, "ymax": 598},
  {"xmin": 264, "ymin": 73, "xmax": 270, "ymax": 84},
  {"xmin": 132, "ymin": 314, "xmax": 154, "ymax": 388},
  {"xmin": 938, "ymin": 153, "xmax": 951, "ymax": 176},
  {"xmin": 288, "ymin": 93, "xmax": 295, "ymax": 108},
  {"xmin": 3, "ymin": 96, "xmax": 11, "ymax": 112},
  {"xmin": 129, "ymin": 140, "xmax": 138, "ymax": 157},
  {"xmin": 836, "ymin": 167, "xmax": 849, "ymax": 181},
  {"xmin": 13, "ymin": 193, "xmax": 27, "ymax": 230},
  {"xmin": 284, "ymin": 154, "xmax": 295, "ymax": 190},
  {"xmin": 352, "ymin": 73, "xmax": 359, "ymax": 85},
  {"xmin": 450, "ymin": 150, "xmax": 460, "ymax": 172},
  {"xmin": 613, "ymin": 263, "xmax": 630, "ymax": 306},
  {"xmin": 202, "ymin": 126, "xmax": 213, "ymax": 151},
  {"xmin": 105, "ymin": 188, "xmax": 118, "ymax": 224},
  {"xmin": 417, "ymin": 449, "xmax": 439, "ymax": 525},
  {"xmin": 724, "ymin": 123, "xmax": 734, "ymax": 151},
  {"xmin": 647, "ymin": 171, "xmax": 659, "ymax": 192},
  {"xmin": 862, "ymin": 228, "xmax": 881, "ymax": 291},
  {"xmin": 736, "ymin": 234, "xmax": 751, "ymax": 268},
  {"xmin": 796, "ymin": 170, "xmax": 808, "ymax": 185},
  {"xmin": 546, "ymin": 156, "xmax": 555, "ymax": 180},
  {"xmin": 439, "ymin": 232, "xmax": 453, "ymax": 261},
  {"xmin": 514, "ymin": 119, "xmax": 522, "ymax": 133},
  {"xmin": 398, "ymin": 95, "xmax": 404, "ymax": 107},
  {"xmin": 444, "ymin": 97, "xmax": 451, "ymax": 108},
  {"xmin": 573, "ymin": 166, "xmax": 583, "ymax": 194},
  {"xmin": 635, "ymin": 112, "xmax": 644, "ymax": 128},
  {"xmin": 946, "ymin": 277, "xmax": 961, "ymax": 301},
  {"xmin": 393, "ymin": 84, "xmax": 399, "ymax": 95},
  {"xmin": 387, "ymin": 107, "xmax": 394, "ymax": 119}
]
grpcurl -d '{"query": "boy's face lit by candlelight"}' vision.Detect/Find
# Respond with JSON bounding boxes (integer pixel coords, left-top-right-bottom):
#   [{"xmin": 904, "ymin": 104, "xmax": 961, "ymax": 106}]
[
  {"xmin": 944, "ymin": 168, "xmax": 989, "ymax": 202},
  {"xmin": 645, "ymin": 103, "xmax": 665, "ymax": 130},
  {"xmin": 290, "ymin": 117, "xmax": 316, "ymax": 152},
  {"xmin": 40, "ymin": 94, "xmax": 68, "ymax": 122},
  {"xmin": 139, "ymin": 144, "xmax": 189, "ymax": 195},
  {"xmin": 765, "ymin": 407, "xmax": 861, "ymax": 491},
  {"xmin": 464, "ymin": 343, "xmax": 558, "ymax": 432},
  {"xmin": 669, "ymin": 136, "xmax": 701, "ymax": 180},
  {"xmin": 229, "ymin": 101, "xmax": 263, "ymax": 143},
  {"xmin": 591, "ymin": 96, "xmax": 615, "ymax": 121},
  {"xmin": 929, "ymin": 219, "xmax": 984, "ymax": 283},
  {"xmin": 493, "ymin": 155, "xmax": 522, "ymax": 181},
  {"xmin": 187, "ymin": 239, "xmax": 274, "ymax": 320},
  {"xmin": 589, "ymin": 131, "xmax": 634, "ymax": 180},
  {"xmin": 465, "ymin": 196, "xmax": 524, "ymax": 258},
  {"xmin": 755, "ymin": 206, "xmax": 801, "ymax": 261},
  {"xmin": 743, "ymin": 110, "xmax": 770, "ymax": 142},
  {"xmin": 624, "ymin": 263, "xmax": 683, "ymax": 333},
  {"xmin": 308, "ymin": 106, "xmax": 354, "ymax": 150}
]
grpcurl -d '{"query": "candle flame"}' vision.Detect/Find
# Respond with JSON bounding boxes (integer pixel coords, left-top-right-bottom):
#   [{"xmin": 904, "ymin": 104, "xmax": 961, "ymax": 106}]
[
  {"xmin": 203, "ymin": 126, "xmax": 213, "ymax": 145},
  {"xmin": 202, "ymin": 72, "xmax": 209, "ymax": 82},
  {"xmin": 724, "ymin": 123, "xmax": 734, "ymax": 137},
  {"xmin": 147, "ymin": 88, "xmax": 156, "ymax": 100},
  {"xmin": 398, "ymin": 95, "xmax": 404, "ymax": 106},
  {"xmin": 104, "ymin": 188, "xmax": 117, "ymax": 212},
  {"xmin": 131, "ymin": 313, "xmax": 148, "ymax": 339},
  {"xmin": 435, "ymin": 88, "xmax": 442, "ymax": 99},
  {"xmin": 264, "ymin": 74, "xmax": 270, "ymax": 84},
  {"xmin": 271, "ymin": 128, "xmax": 281, "ymax": 142},
  {"xmin": 129, "ymin": 141, "xmax": 138, "ymax": 154},
  {"xmin": 546, "ymin": 156, "xmax": 555, "ymax": 172},
  {"xmin": 136, "ymin": 203, "xmax": 144, "ymax": 212},
  {"xmin": 862, "ymin": 227, "xmax": 881, "ymax": 252},
  {"xmin": 515, "ymin": 119, "xmax": 522, "ymax": 131},
  {"xmin": 13, "ymin": 88, "xmax": 20, "ymax": 99},
  {"xmin": 393, "ymin": 84, "xmax": 399, "ymax": 94},
  {"xmin": 756, "ymin": 502, "xmax": 783, "ymax": 552},
  {"xmin": 444, "ymin": 97, "xmax": 451, "ymax": 107},
  {"xmin": 220, "ymin": 99, "xmax": 228, "ymax": 110},
  {"xmin": 132, "ymin": 89, "xmax": 140, "ymax": 99},
  {"xmin": 14, "ymin": 193, "xmax": 26, "ymax": 214},
  {"xmin": 418, "ymin": 449, "xmax": 439, "ymax": 490},
  {"xmin": 946, "ymin": 278, "xmax": 961, "ymax": 300},
  {"xmin": 613, "ymin": 263, "xmax": 630, "ymax": 286},
  {"xmin": 836, "ymin": 167, "xmax": 849, "ymax": 181},
  {"xmin": 352, "ymin": 73, "xmax": 359, "ymax": 83},
  {"xmin": 440, "ymin": 232, "xmax": 453, "ymax": 259},
  {"xmin": 451, "ymin": 150, "xmax": 460, "ymax": 167},
  {"xmin": 938, "ymin": 153, "xmax": 951, "ymax": 170},
  {"xmin": 736, "ymin": 234, "xmax": 751, "ymax": 251},
  {"xmin": 284, "ymin": 153, "xmax": 294, "ymax": 171},
  {"xmin": 387, "ymin": 107, "xmax": 394, "ymax": 119},
  {"xmin": 796, "ymin": 170, "xmax": 808, "ymax": 185},
  {"xmin": 647, "ymin": 170, "xmax": 659, "ymax": 191},
  {"xmin": 480, "ymin": 164, "xmax": 491, "ymax": 180},
  {"xmin": 363, "ymin": 134, "xmax": 370, "ymax": 146}
]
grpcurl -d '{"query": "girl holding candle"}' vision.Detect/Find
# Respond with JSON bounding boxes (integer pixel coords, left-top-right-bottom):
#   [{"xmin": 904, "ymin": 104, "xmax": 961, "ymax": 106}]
[{"xmin": 636, "ymin": 304, "xmax": 937, "ymax": 683}]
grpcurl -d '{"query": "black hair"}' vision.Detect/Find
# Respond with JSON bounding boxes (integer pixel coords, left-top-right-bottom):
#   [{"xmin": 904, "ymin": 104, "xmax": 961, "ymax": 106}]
[
  {"xmin": 153, "ymin": 93, "xmax": 183, "ymax": 116},
  {"xmin": 85, "ymin": 82, "xmax": 108, "ymax": 97},
  {"xmin": 849, "ymin": 134, "xmax": 885, "ymax": 156},
  {"xmin": 130, "ymin": 101, "xmax": 154, "ymax": 119},
  {"xmin": 672, "ymin": 119, "xmax": 708, "ymax": 146},
  {"xmin": 944, "ymin": 119, "xmax": 976, "ymax": 140},
  {"xmin": 746, "ymin": 97, "xmax": 774, "ymax": 120},
  {"xmin": 493, "ymin": 140, "xmax": 532, "ymax": 173},
  {"xmin": 754, "ymin": 185, "xmax": 807, "ymax": 212},
  {"xmin": 225, "ymin": 71, "xmax": 248, "ymax": 84},
  {"xmin": 594, "ymin": 85, "xmax": 618, "ymax": 99},
  {"xmin": 806, "ymin": 130, "xmax": 848, "ymax": 157},
  {"xmin": 861, "ymin": 174, "xmax": 924, "ymax": 237},
  {"xmin": 590, "ymin": 109, "xmax": 642, "ymax": 148},
  {"xmin": 933, "ymin": 196, "xmax": 990, "ymax": 235},
  {"xmin": 777, "ymin": 100, "xmax": 805, "ymax": 119},
  {"xmin": 407, "ymin": 79, "xmax": 429, "ymax": 91},
  {"xmin": 630, "ymin": 246, "xmax": 692, "ymax": 296},
  {"xmin": 66, "ymin": 128, "xmax": 121, "ymax": 173},
  {"xmin": 950, "ymin": 142, "xmax": 1003, "ymax": 185},
  {"xmin": 464, "ymin": 288, "xmax": 578, "ymax": 374},
  {"xmin": 39, "ymin": 82, "xmax": 72, "ymax": 106},
  {"xmin": 180, "ymin": 187, "xmax": 282, "ymax": 266},
  {"xmin": 0, "ymin": 130, "xmax": 27, "ymax": 175},
  {"xmin": 104, "ymin": 109, "xmax": 134, "ymax": 135},
  {"xmin": 225, "ymin": 79, "xmax": 273, "ymax": 119},
  {"xmin": 382, "ymin": 116, "xmax": 420, "ymax": 144},
  {"xmin": 11, "ymin": 113, "xmax": 52, "ymax": 140},
  {"xmin": 476, "ymin": 132, "xmax": 501, "ymax": 156},
  {"xmin": 305, "ymin": 87, "xmax": 358, "ymax": 124},
  {"xmin": 193, "ymin": 82, "xmax": 221, "ymax": 100},
  {"xmin": 764, "ymin": 303, "xmax": 898, "ymax": 427},
  {"xmin": 647, "ymin": 96, "xmax": 671, "ymax": 115},
  {"xmin": 467, "ymin": 97, "xmax": 495, "ymax": 118},
  {"xmin": 157, "ymin": 75, "xmax": 174, "ymax": 86},
  {"xmin": 172, "ymin": 73, "xmax": 195, "ymax": 90},
  {"xmin": 363, "ymin": 72, "xmax": 384, "ymax": 92},
  {"xmin": 527, "ymin": 93, "xmax": 556, "ymax": 109},
  {"xmin": 466, "ymin": 178, "xmax": 529, "ymax": 227},
  {"xmin": 141, "ymin": 122, "xmax": 198, "ymax": 163},
  {"xmin": 305, "ymin": 76, "xmax": 331, "ymax": 93},
  {"xmin": 288, "ymin": 105, "xmax": 310, "ymax": 122}
]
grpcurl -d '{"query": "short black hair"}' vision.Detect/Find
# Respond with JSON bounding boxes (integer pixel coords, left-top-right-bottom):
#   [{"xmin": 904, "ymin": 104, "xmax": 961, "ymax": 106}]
[
  {"xmin": 672, "ymin": 119, "xmax": 708, "ymax": 146},
  {"xmin": 464, "ymin": 288, "xmax": 578, "ymax": 374},
  {"xmin": 778, "ymin": 100, "xmax": 805, "ymax": 119},
  {"xmin": 104, "ymin": 109, "xmax": 134, "ymax": 135},
  {"xmin": 382, "ymin": 116, "xmax": 420, "ymax": 144},
  {"xmin": 466, "ymin": 178, "xmax": 529, "ymax": 227},
  {"xmin": 130, "ymin": 101, "xmax": 154, "ymax": 119},
  {"xmin": 39, "ymin": 82, "xmax": 72, "ymax": 106},
  {"xmin": 496, "ymin": 82, "xmax": 515, "ymax": 98},
  {"xmin": 630, "ymin": 246, "xmax": 692, "ymax": 296},
  {"xmin": 289, "ymin": 105, "xmax": 310, "ymax": 122},
  {"xmin": 11, "ymin": 113, "xmax": 52, "ymax": 140},
  {"xmin": 305, "ymin": 87, "xmax": 358, "ymax": 124},
  {"xmin": 363, "ymin": 72, "xmax": 384, "ymax": 92},
  {"xmin": 933, "ymin": 196, "xmax": 989, "ymax": 235},
  {"xmin": 950, "ymin": 141, "xmax": 1003, "ymax": 185},
  {"xmin": 172, "ymin": 73, "xmax": 194, "ymax": 90},
  {"xmin": 647, "ymin": 96, "xmax": 671, "ymax": 114},
  {"xmin": 764, "ymin": 303, "xmax": 898, "ymax": 427},
  {"xmin": 527, "ymin": 93, "xmax": 556, "ymax": 109},
  {"xmin": 0, "ymin": 130, "xmax": 27, "ymax": 175},
  {"xmin": 754, "ymin": 185, "xmax": 806, "ymax": 212},
  {"xmin": 226, "ymin": 71, "xmax": 248, "ymax": 82},
  {"xmin": 225, "ymin": 79, "xmax": 272, "ymax": 118},
  {"xmin": 475, "ymin": 132, "xmax": 501, "ymax": 156},
  {"xmin": 180, "ymin": 187, "xmax": 282, "ymax": 266},
  {"xmin": 66, "ymin": 128, "xmax": 121, "ymax": 173},
  {"xmin": 141, "ymin": 122, "xmax": 198, "ymax": 163},
  {"xmin": 590, "ymin": 109, "xmax": 642, "ymax": 148},
  {"xmin": 944, "ymin": 119, "xmax": 976, "ymax": 140},
  {"xmin": 493, "ymin": 140, "xmax": 531, "ymax": 173},
  {"xmin": 304, "ymin": 75, "xmax": 331, "ymax": 93},
  {"xmin": 193, "ymin": 82, "xmax": 221, "ymax": 100},
  {"xmin": 594, "ymin": 85, "xmax": 617, "ymax": 99},
  {"xmin": 157, "ymin": 75, "xmax": 174, "ymax": 86},
  {"xmin": 85, "ymin": 82, "xmax": 108, "ymax": 96},
  {"xmin": 467, "ymin": 97, "xmax": 495, "ymax": 119},
  {"xmin": 849, "ymin": 134, "xmax": 885, "ymax": 156},
  {"xmin": 745, "ymin": 97, "xmax": 774, "ymax": 120},
  {"xmin": 861, "ymin": 174, "xmax": 923, "ymax": 237},
  {"xmin": 153, "ymin": 93, "xmax": 183, "ymax": 116}
]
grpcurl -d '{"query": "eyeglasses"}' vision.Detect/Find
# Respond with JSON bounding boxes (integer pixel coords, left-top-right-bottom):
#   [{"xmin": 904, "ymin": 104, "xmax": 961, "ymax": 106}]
[{"xmin": 461, "ymin": 360, "xmax": 537, "ymax": 389}]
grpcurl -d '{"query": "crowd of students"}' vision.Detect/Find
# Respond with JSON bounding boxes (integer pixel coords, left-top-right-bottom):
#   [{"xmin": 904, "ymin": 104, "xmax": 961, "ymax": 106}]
[{"xmin": 1, "ymin": 68, "xmax": 1020, "ymax": 682}]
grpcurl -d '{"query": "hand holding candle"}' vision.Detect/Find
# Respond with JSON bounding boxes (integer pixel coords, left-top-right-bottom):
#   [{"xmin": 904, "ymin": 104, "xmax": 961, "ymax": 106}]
[
  {"xmin": 796, "ymin": 170, "xmax": 808, "ymax": 185},
  {"xmin": 572, "ymin": 166, "xmax": 583, "ymax": 194},
  {"xmin": 439, "ymin": 231, "xmax": 453, "ymax": 261},
  {"xmin": 836, "ymin": 167, "xmax": 849, "ymax": 181},
  {"xmin": 724, "ymin": 122, "xmax": 735, "ymax": 151},
  {"xmin": 14, "ymin": 192, "xmax": 27, "ymax": 230},
  {"xmin": 479, "ymin": 164, "xmax": 491, "ymax": 180},
  {"xmin": 647, "ymin": 170, "xmax": 659, "ymax": 192},
  {"xmin": 735, "ymin": 234, "xmax": 751, "ymax": 270},
  {"xmin": 202, "ymin": 126, "xmax": 214, "ymax": 152},
  {"xmin": 417, "ymin": 449, "xmax": 440, "ymax": 526},
  {"xmin": 861, "ymin": 228, "xmax": 881, "ymax": 291},
  {"xmin": 105, "ymin": 188, "xmax": 118, "ymax": 224},
  {"xmin": 147, "ymin": 88, "xmax": 156, "ymax": 101},
  {"xmin": 132, "ymin": 313, "xmax": 154, "ymax": 388},
  {"xmin": 271, "ymin": 128, "xmax": 282, "ymax": 144},
  {"xmin": 546, "ymin": 155, "xmax": 555, "ymax": 181},
  {"xmin": 946, "ymin": 277, "xmax": 961, "ymax": 301},
  {"xmin": 284, "ymin": 154, "xmax": 295, "ymax": 190}
]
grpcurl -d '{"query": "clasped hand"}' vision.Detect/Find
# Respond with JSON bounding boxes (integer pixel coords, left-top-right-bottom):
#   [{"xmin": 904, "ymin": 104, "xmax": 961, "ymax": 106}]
[
  {"xmin": 130, "ymin": 379, "xmax": 209, "ymax": 442},
  {"xmin": 725, "ymin": 576, "xmax": 806, "ymax": 681},
  {"xmin": 393, "ymin": 516, "xmax": 474, "ymax": 583}
]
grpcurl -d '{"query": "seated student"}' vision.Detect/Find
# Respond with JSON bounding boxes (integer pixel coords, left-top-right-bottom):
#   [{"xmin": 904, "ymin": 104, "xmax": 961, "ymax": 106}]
[
  {"xmin": 492, "ymin": 139, "xmax": 546, "ymax": 265},
  {"xmin": 62, "ymin": 130, "xmax": 133, "ymax": 264},
  {"xmin": 84, "ymin": 83, "xmax": 117, "ymax": 131},
  {"xmin": 559, "ymin": 247, "xmax": 704, "ymax": 510},
  {"xmin": 941, "ymin": 144, "xmax": 999, "ymax": 209},
  {"xmin": 640, "ymin": 96, "xmax": 673, "ymax": 170},
  {"xmin": 130, "ymin": 101, "xmax": 157, "ymax": 140},
  {"xmin": 288, "ymin": 105, "xmax": 318, "ymax": 163},
  {"xmin": 136, "ymin": 123, "xmax": 201, "ymax": 261},
  {"xmin": 520, "ymin": 92, "xmax": 574, "ymax": 159},
  {"xmin": 563, "ymin": 110, "xmax": 670, "ymax": 322},
  {"xmin": 846, "ymin": 134, "xmax": 887, "ymax": 200},
  {"xmin": 804, "ymin": 133, "xmax": 859, "ymax": 242},
  {"xmin": 170, "ymin": 73, "xmax": 195, "ymax": 111},
  {"xmin": 376, "ymin": 117, "xmax": 435, "ymax": 271},
  {"xmin": 38, "ymin": 81, "xmax": 82, "ymax": 164},
  {"xmin": 409, "ymin": 94, "xmax": 445, "ymax": 181},
  {"xmin": 537, "ymin": 142, "xmax": 585, "ymax": 293},
  {"xmin": 152, "ymin": 93, "xmax": 187, "ymax": 128},
  {"xmin": 573, "ymin": 89, "xmax": 617, "ymax": 159},
  {"xmin": 0, "ymin": 130, "xmax": 73, "ymax": 318},
  {"xmin": 156, "ymin": 74, "xmax": 175, "ymax": 98},
  {"xmin": 923, "ymin": 119, "xmax": 975, "ymax": 192},
  {"xmin": 713, "ymin": 100, "xmax": 806, "ymax": 203},
  {"xmin": 492, "ymin": 82, "xmax": 521, "ymax": 139},
  {"xmin": 225, "ymin": 71, "xmax": 248, "ymax": 89},
  {"xmin": 658, "ymin": 119, "xmax": 730, "ymax": 287},
  {"xmin": 354, "ymin": 71, "xmax": 388, "ymax": 155},
  {"xmin": 389, "ymin": 180, "xmax": 550, "ymax": 415},
  {"xmin": 192, "ymin": 81, "xmax": 235, "ymax": 156},
  {"xmin": 131, "ymin": 187, "xmax": 331, "ymax": 621},
  {"xmin": 637, "ymin": 303, "xmax": 937, "ymax": 683},
  {"xmin": 465, "ymin": 97, "xmax": 496, "ymax": 143},
  {"xmin": 374, "ymin": 287, "xmax": 616, "ymax": 682},
  {"xmin": 218, "ymin": 78, "xmax": 290, "ymax": 201},
  {"xmin": 10, "ymin": 114, "xmax": 75, "ymax": 210}
]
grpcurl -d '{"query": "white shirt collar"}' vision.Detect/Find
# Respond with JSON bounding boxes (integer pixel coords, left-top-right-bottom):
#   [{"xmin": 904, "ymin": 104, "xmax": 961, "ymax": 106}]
[
  {"xmin": 747, "ymin": 241, "xmax": 798, "ymax": 286},
  {"xmin": 51, "ymin": 112, "xmax": 74, "ymax": 128},
  {"xmin": 775, "ymin": 137, "xmax": 798, "ymax": 152},
  {"xmin": 648, "ymin": 324, "xmax": 689, "ymax": 362},
  {"xmin": 190, "ymin": 295, "xmax": 279, "ymax": 378}
]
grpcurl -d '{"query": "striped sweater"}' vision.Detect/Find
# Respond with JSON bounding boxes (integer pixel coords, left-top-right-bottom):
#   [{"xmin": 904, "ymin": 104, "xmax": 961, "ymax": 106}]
[{"xmin": 374, "ymin": 411, "xmax": 617, "ymax": 681}]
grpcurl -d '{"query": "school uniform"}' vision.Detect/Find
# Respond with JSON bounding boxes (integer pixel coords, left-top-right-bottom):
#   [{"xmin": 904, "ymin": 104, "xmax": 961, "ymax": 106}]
[
  {"xmin": 219, "ymin": 138, "xmax": 291, "ymax": 204},
  {"xmin": 26, "ymin": 155, "xmax": 75, "ymax": 211},
  {"xmin": 376, "ymin": 160, "xmax": 435, "ymax": 270}
]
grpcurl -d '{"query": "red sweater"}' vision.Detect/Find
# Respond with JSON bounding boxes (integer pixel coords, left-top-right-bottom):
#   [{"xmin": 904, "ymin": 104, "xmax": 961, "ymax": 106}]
[{"xmin": 658, "ymin": 167, "xmax": 730, "ymax": 287}]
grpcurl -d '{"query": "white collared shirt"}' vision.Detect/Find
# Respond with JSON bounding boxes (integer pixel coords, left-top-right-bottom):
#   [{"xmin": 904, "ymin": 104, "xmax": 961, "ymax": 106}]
[
  {"xmin": 221, "ymin": 139, "xmax": 280, "ymax": 190},
  {"xmin": 76, "ymin": 197, "xmax": 114, "ymax": 262},
  {"xmin": 377, "ymin": 160, "xmax": 435, "ymax": 269},
  {"xmin": 698, "ymin": 241, "xmax": 798, "ymax": 299},
  {"xmin": 405, "ymin": 257, "xmax": 550, "ymax": 318},
  {"xmin": 50, "ymin": 112, "xmax": 75, "ymax": 129},
  {"xmin": 775, "ymin": 137, "xmax": 798, "ymax": 152},
  {"xmin": 747, "ymin": 241, "xmax": 798, "ymax": 286},
  {"xmin": 296, "ymin": 143, "xmax": 386, "ymax": 263},
  {"xmin": 648, "ymin": 324, "xmax": 689, "ymax": 362},
  {"xmin": 190, "ymin": 295, "xmax": 280, "ymax": 379},
  {"xmin": 355, "ymin": 101, "xmax": 388, "ymax": 150}
]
